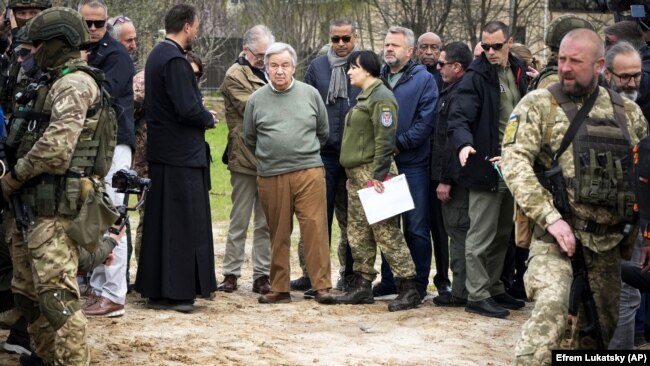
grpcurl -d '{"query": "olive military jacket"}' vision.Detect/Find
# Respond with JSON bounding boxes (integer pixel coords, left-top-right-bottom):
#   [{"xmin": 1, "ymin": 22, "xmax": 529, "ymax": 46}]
[{"xmin": 340, "ymin": 79, "xmax": 398, "ymax": 181}]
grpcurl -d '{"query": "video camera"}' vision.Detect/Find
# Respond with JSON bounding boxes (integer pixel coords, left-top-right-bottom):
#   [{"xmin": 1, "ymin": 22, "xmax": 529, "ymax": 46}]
[
  {"xmin": 111, "ymin": 169, "xmax": 151, "ymax": 194},
  {"xmin": 600, "ymin": 0, "xmax": 650, "ymax": 25},
  {"xmin": 109, "ymin": 169, "xmax": 150, "ymax": 235}
]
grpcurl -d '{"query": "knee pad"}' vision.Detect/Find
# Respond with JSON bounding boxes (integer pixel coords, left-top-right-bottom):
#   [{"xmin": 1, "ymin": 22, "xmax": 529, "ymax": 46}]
[
  {"xmin": 14, "ymin": 293, "xmax": 40, "ymax": 323},
  {"xmin": 38, "ymin": 290, "xmax": 80, "ymax": 331}
]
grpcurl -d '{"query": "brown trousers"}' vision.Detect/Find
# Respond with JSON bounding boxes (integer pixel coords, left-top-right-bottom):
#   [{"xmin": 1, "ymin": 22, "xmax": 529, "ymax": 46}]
[{"xmin": 257, "ymin": 167, "xmax": 332, "ymax": 292}]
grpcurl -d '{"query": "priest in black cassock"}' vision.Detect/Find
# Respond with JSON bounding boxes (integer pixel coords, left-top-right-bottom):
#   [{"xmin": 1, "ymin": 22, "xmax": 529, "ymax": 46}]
[{"xmin": 135, "ymin": 3, "xmax": 217, "ymax": 312}]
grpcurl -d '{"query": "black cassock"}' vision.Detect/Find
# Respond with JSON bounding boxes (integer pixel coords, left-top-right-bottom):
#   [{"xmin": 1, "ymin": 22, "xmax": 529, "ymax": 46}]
[{"xmin": 135, "ymin": 39, "xmax": 217, "ymax": 300}]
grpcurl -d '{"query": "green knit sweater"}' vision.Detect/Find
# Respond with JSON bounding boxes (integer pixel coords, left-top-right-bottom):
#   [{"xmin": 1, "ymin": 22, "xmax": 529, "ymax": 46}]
[{"xmin": 243, "ymin": 80, "xmax": 329, "ymax": 177}]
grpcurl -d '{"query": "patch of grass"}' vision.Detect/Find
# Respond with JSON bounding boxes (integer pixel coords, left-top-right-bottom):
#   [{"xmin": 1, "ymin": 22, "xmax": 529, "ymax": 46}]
[{"xmin": 206, "ymin": 123, "xmax": 231, "ymax": 222}]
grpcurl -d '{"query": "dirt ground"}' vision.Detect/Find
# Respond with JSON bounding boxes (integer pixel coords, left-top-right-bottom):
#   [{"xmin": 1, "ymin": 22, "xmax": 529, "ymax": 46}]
[{"xmin": 0, "ymin": 223, "xmax": 531, "ymax": 366}]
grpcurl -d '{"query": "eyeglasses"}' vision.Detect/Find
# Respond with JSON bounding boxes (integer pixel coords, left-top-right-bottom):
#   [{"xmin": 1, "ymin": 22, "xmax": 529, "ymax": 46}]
[
  {"xmin": 331, "ymin": 35, "xmax": 352, "ymax": 44},
  {"xmin": 419, "ymin": 44, "xmax": 440, "ymax": 51},
  {"xmin": 608, "ymin": 68, "xmax": 642, "ymax": 84},
  {"xmin": 481, "ymin": 42, "xmax": 506, "ymax": 51},
  {"xmin": 246, "ymin": 47, "xmax": 265, "ymax": 61},
  {"xmin": 111, "ymin": 16, "xmax": 131, "ymax": 26},
  {"xmin": 85, "ymin": 20, "xmax": 106, "ymax": 29}
]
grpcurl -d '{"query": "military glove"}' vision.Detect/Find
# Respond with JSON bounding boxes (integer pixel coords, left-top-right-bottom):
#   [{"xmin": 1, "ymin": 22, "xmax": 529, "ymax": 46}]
[{"xmin": 1, "ymin": 172, "xmax": 22, "ymax": 202}]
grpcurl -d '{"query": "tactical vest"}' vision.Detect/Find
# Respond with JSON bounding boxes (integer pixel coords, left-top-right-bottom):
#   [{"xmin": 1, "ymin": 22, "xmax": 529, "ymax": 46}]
[
  {"xmin": 529, "ymin": 65, "xmax": 558, "ymax": 91},
  {"xmin": 5, "ymin": 65, "xmax": 116, "ymax": 217},
  {"xmin": 548, "ymin": 84, "xmax": 635, "ymax": 223}
]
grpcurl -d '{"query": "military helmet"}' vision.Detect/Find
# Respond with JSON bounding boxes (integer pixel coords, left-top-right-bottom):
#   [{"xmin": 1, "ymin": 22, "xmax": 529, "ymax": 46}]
[
  {"xmin": 13, "ymin": 27, "xmax": 29, "ymax": 44},
  {"xmin": 545, "ymin": 15, "xmax": 596, "ymax": 50},
  {"xmin": 8, "ymin": 0, "xmax": 52, "ymax": 9},
  {"xmin": 25, "ymin": 7, "xmax": 90, "ymax": 47}
]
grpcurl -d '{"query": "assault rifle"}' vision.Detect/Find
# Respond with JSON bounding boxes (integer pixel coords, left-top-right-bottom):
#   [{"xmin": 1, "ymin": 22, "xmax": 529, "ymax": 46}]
[
  {"xmin": 0, "ymin": 139, "xmax": 33, "ymax": 243},
  {"xmin": 538, "ymin": 144, "xmax": 605, "ymax": 349}
]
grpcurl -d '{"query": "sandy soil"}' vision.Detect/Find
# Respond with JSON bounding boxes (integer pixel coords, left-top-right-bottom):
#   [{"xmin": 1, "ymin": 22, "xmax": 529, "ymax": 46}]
[{"xmin": 0, "ymin": 223, "xmax": 531, "ymax": 365}]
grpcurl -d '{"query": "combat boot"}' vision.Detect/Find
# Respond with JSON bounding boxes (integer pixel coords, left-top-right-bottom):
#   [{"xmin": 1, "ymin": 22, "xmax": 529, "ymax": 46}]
[
  {"xmin": 388, "ymin": 278, "xmax": 421, "ymax": 312},
  {"xmin": 333, "ymin": 274, "xmax": 374, "ymax": 304}
]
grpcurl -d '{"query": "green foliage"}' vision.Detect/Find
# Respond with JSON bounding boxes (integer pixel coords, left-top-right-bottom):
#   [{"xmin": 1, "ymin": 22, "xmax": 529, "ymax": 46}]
[{"xmin": 205, "ymin": 122, "xmax": 231, "ymax": 222}]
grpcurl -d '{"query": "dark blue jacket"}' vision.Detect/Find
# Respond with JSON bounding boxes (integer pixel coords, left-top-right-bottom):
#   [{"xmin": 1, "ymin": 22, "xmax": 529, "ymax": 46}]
[
  {"xmin": 424, "ymin": 64, "xmax": 443, "ymax": 91},
  {"xmin": 87, "ymin": 32, "xmax": 135, "ymax": 147},
  {"xmin": 303, "ymin": 54, "xmax": 361, "ymax": 156},
  {"xmin": 380, "ymin": 60, "xmax": 438, "ymax": 168},
  {"xmin": 447, "ymin": 52, "xmax": 528, "ymax": 192}
]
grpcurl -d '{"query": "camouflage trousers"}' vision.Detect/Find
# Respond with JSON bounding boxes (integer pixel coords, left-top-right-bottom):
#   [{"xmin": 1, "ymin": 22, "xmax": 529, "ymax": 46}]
[
  {"xmin": 346, "ymin": 163, "xmax": 415, "ymax": 282},
  {"xmin": 298, "ymin": 177, "xmax": 349, "ymax": 277},
  {"xmin": 8, "ymin": 215, "xmax": 89, "ymax": 366},
  {"xmin": 515, "ymin": 238, "xmax": 620, "ymax": 365}
]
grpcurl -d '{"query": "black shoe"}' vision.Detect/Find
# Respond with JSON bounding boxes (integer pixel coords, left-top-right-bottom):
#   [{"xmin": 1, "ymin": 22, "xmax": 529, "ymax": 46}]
[
  {"xmin": 493, "ymin": 292, "xmax": 525, "ymax": 310},
  {"xmin": 335, "ymin": 275, "xmax": 356, "ymax": 292},
  {"xmin": 465, "ymin": 298, "xmax": 510, "ymax": 318},
  {"xmin": 388, "ymin": 279, "xmax": 421, "ymax": 312},
  {"xmin": 372, "ymin": 281, "xmax": 397, "ymax": 297},
  {"xmin": 506, "ymin": 285, "xmax": 527, "ymax": 301},
  {"xmin": 436, "ymin": 284, "xmax": 452, "ymax": 295},
  {"xmin": 303, "ymin": 288, "xmax": 316, "ymax": 299},
  {"xmin": 19, "ymin": 353, "xmax": 43, "ymax": 366},
  {"xmin": 290, "ymin": 276, "xmax": 311, "ymax": 291},
  {"xmin": 432, "ymin": 292, "xmax": 467, "ymax": 307},
  {"xmin": 146, "ymin": 298, "xmax": 194, "ymax": 313}
]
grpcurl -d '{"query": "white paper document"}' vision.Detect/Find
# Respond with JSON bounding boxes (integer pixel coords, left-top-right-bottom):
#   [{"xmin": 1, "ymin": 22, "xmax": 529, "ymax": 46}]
[{"xmin": 357, "ymin": 174, "xmax": 414, "ymax": 225}]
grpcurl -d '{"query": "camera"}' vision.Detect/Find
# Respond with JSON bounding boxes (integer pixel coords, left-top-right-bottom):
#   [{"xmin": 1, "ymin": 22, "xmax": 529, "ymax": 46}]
[{"xmin": 111, "ymin": 169, "xmax": 151, "ymax": 194}]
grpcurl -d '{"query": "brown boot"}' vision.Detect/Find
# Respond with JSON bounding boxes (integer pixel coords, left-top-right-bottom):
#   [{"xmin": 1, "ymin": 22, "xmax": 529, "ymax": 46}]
[
  {"xmin": 216, "ymin": 275, "xmax": 237, "ymax": 293},
  {"xmin": 388, "ymin": 278, "xmax": 421, "ymax": 312},
  {"xmin": 258, "ymin": 292, "xmax": 291, "ymax": 304}
]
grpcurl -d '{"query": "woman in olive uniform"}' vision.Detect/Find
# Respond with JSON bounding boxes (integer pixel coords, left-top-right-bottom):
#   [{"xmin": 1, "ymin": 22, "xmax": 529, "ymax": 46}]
[{"xmin": 331, "ymin": 50, "xmax": 420, "ymax": 312}]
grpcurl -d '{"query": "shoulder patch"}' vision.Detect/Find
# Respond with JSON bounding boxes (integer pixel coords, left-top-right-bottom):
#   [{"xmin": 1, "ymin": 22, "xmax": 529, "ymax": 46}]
[
  {"xmin": 380, "ymin": 111, "xmax": 393, "ymax": 127},
  {"xmin": 503, "ymin": 114, "xmax": 519, "ymax": 145}
]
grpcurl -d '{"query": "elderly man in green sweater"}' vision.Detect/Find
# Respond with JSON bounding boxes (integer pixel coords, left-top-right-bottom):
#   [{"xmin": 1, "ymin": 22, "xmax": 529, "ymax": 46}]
[{"xmin": 244, "ymin": 42, "xmax": 334, "ymax": 304}]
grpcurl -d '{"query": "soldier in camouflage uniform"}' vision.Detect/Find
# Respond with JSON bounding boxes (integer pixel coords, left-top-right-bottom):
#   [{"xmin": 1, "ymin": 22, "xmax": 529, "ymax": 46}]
[
  {"xmin": 0, "ymin": 7, "xmax": 107, "ymax": 365},
  {"xmin": 530, "ymin": 15, "xmax": 595, "ymax": 90},
  {"xmin": 501, "ymin": 29, "xmax": 649, "ymax": 365},
  {"xmin": 327, "ymin": 50, "xmax": 420, "ymax": 312}
]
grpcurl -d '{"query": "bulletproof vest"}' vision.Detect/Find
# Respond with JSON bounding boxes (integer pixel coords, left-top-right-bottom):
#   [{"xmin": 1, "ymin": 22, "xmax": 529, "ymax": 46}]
[
  {"xmin": 5, "ymin": 65, "xmax": 116, "ymax": 216},
  {"xmin": 549, "ymin": 86, "xmax": 635, "ymax": 222}
]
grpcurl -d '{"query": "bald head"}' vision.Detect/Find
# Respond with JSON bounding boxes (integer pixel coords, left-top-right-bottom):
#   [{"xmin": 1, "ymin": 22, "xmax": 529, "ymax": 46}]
[
  {"xmin": 416, "ymin": 32, "xmax": 442, "ymax": 66},
  {"xmin": 558, "ymin": 28, "xmax": 605, "ymax": 97},
  {"xmin": 561, "ymin": 28, "xmax": 604, "ymax": 62}
]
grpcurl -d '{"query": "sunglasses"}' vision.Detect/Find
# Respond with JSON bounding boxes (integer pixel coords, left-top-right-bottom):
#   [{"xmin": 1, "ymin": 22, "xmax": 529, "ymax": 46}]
[
  {"xmin": 437, "ymin": 61, "xmax": 451, "ymax": 67},
  {"xmin": 85, "ymin": 19, "xmax": 106, "ymax": 29},
  {"xmin": 331, "ymin": 35, "xmax": 352, "ymax": 43},
  {"xmin": 15, "ymin": 47, "xmax": 31, "ymax": 58},
  {"xmin": 481, "ymin": 42, "xmax": 507, "ymax": 51},
  {"xmin": 111, "ymin": 16, "xmax": 131, "ymax": 26}
]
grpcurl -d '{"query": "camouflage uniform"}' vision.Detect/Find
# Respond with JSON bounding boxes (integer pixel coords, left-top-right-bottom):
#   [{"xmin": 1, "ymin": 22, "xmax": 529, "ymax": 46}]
[
  {"xmin": 6, "ymin": 58, "xmax": 99, "ymax": 365},
  {"xmin": 501, "ymin": 86, "xmax": 648, "ymax": 365},
  {"xmin": 339, "ymin": 79, "xmax": 415, "ymax": 282}
]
